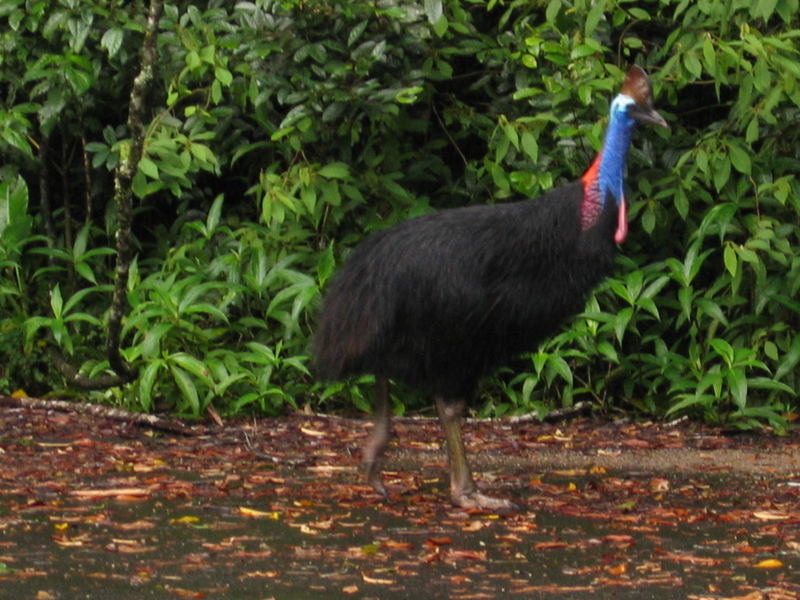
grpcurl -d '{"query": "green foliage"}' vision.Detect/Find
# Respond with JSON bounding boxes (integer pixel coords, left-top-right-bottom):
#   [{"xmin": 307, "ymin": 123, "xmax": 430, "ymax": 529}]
[
  {"xmin": 491, "ymin": 0, "xmax": 800, "ymax": 428},
  {"xmin": 0, "ymin": 0, "xmax": 798, "ymax": 427}
]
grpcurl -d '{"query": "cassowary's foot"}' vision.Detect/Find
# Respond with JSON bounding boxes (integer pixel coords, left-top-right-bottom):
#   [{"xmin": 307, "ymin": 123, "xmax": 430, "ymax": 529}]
[
  {"xmin": 363, "ymin": 377, "xmax": 392, "ymax": 500},
  {"xmin": 364, "ymin": 461, "xmax": 388, "ymax": 499},
  {"xmin": 451, "ymin": 489, "xmax": 519, "ymax": 513},
  {"xmin": 435, "ymin": 396, "xmax": 519, "ymax": 513}
]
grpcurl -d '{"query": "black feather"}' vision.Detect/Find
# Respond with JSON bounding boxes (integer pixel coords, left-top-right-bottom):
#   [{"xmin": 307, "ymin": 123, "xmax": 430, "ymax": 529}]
[{"xmin": 314, "ymin": 181, "xmax": 618, "ymax": 398}]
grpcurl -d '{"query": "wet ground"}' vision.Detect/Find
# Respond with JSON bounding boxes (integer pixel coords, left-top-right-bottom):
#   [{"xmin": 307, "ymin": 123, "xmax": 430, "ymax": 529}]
[{"xmin": 1, "ymin": 406, "xmax": 799, "ymax": 599}]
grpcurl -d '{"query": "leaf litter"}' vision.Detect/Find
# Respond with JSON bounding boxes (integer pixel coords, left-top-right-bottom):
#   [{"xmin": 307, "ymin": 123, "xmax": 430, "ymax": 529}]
[{"xmin": 0, "ymin": 406, "xmax": 799, "ymax": 599}]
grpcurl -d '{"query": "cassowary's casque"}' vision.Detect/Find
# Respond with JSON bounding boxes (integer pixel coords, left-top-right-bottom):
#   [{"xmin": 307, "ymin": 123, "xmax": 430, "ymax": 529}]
[{"xmin": 314, "ymin": 65, "xmax": 668, "ymax": 511}]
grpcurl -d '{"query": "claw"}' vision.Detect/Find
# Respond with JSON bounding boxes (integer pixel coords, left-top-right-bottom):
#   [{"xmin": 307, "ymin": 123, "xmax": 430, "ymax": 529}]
[
  {"xmin": 451, "ymin": 490, "xmax": 519, "ymax": 514},
  {"xmin": 365, "ymin": 460, "xmax": 388, "ymax": 499}
]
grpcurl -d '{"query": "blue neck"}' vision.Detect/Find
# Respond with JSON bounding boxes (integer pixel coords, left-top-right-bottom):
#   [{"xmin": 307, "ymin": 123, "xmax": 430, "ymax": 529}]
[{"xmin": 597, "ymin": 95, "xmax": 637, "ymax": 206}]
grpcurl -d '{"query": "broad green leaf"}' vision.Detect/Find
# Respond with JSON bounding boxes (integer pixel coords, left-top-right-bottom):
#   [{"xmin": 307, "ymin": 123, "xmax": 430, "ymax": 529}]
[
  {"xmin": 702, "ymin": 37, "xmax": 716, "ymax": 72},
  {"xmin": 138, "ymin": 157, "xmax": 159, "ymax": 179},
  {"xmin": 546, "ymin": 0, "xmax": 562, "ymax": 23},
  {"xmin": 138, "ymin": 359, "xmax": 163, "ymax": 412},
  {"xmin": 317, "ymin": 243, "xmax": 336, "ymax": 286},
  {"xmin": 211, "ymin": 79, "xmax": 222, "ymax": 103},
  {"xmin": 712, "ymin": 156, "xmax": 731, "ymax": 191},
  {"xmin": 546, "ymin": 356, "xmax": 572, "ymax": 386},
  {"xmin": 50, "ymin": 284, "xmax": 63, "ymax": 318},
  {"xmin": 318, "ymin": 162, "xmax": 350, "ymax": 179},
  {"xmin": 597, "ymin": 341, "xmax": 618, "ymax": 363},
  {"xmin": 727, "ymin": 142, "xmax": 751, "ymax": 174},
  {"xmin": 423, "ymin": 0, "xmax": 443, "ymax": 25},
  {"xmin": 215, "ymin": 67, "xmax": 233, "ymax": 87},
  {"xmin": 521, "ymin": 131, "xmax": 538, "ymax": 162},
  {"xmin": 432, "ymin": 14, "xmax": 448, "ymax": 37},
  {"xmin": 74, "ymin": 261, "xmax": 96, "ymax": 284},
  {"xmin": 683, "ymin": 51, "xmax": 702, "ymax": 78},
  {"xmin": 723, "ymin": 245, "xmax": 737, "ymax": 277},
  {"xmin": 584, "ymin": 0, "xmax": 605, "ymax": 36},
  {"xmin": 169, "ymin": 352, "xmax": 213, "ymax": 384},
  {"xmin": 140, "ymin": 323, "xmax": 173, "ymax": 360},
  {"xmin": 709, "ymin": 338, "xmax": 734, "ymax": 366},
  {"xmin": 347, "ymin": 21, "xmax": 368, "ymax": 47},
  {"xmin": 751, "ymin": 0, "xmax": 777, "ymax": 20},
  {"xmin": 726, "ymin": 369, "xmax": 747, "ymax": 410},
  {"xmin": 0, "ymin": 175, "xmax": 31, "ymax": 245},
  {"xmin": 206, "ymin": 194, "xmax": 224, "ymax": 234},
  {"xmin": 614, "ymin": 307, "xmax": 633, "ymax": 344},
  {"xmin": 502, "ymin": 120, "xmax": 519, "ymax": 150},
  {"xmin": 696, "ymin": 298, "xmax": 729, "ymax": 326},
  {"xmin": 169, "ymin": 364, "xmax": 200, "ymax": 416},
  {"xmin": 101, "ymin": 28, "xmax": 123, "ymax": 57},
  {"xmin": 775, "ymin": 335, "xmax": 800, "ymax": 380}
]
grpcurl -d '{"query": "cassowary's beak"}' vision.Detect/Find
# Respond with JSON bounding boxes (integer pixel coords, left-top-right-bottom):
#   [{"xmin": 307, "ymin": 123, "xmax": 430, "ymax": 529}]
[{"xmin": 632, "ymin": 106, "xmax": 669, "ymax": 129}]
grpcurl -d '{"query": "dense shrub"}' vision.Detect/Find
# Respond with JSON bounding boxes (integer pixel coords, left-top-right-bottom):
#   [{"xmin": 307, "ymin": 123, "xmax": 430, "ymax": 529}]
[{"xmin": 0, "ymin": 0, "xmax": 797, "ymax": 426}]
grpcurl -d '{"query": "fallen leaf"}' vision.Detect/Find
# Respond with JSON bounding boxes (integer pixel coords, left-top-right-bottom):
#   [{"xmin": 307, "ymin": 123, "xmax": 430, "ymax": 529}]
[
  {"xmin": 165, "ymin": 586, "xmax": 203, "ymax": 598},
  {"xmin": 534, "ymin": 541, "xmax": 569, "ymax": 550},
  {"xmin": 171, "ymin": 515, "xmax": 200, "ymax": 524},
  {"xmin": 239, "ymin": 571, "xmax": 278, "ymax": 579},
  {"xmin": 607, "ymin": 563, "xmax": 627, "ymax": 575},
  {"xmin": 659, "ymin": 551, "xmax": 721, "ymax": 566},
  {"xmin": 382, "ymin": 540, "xmax": 414, "ymax": 550},
  {"xmin": 238, "ymin": 507, "xmax": 280, "ymax": 519},
  {"xmin": 300, "ymin": 426, "xmax": 327, "ymax": 437},
  {"xmin": 446, "ymin": 549, "xmax": 487, "ymax": 561},
  {"xmin": 306, "ymin": 465, "xmax": 356, "ymax": 472},
  {"xmin": 552, "ymin": 469, "xmax": 586, "ymax": 477},
  {"xmin": 362, "ymin": 572, "xmax": 396, "ymax": 585},
  {"xmin": 71, "ymin": 488, "xmax": 150, "ymax": 499},
  {"xmin": 713, "ymin": 592, "xmax": 765, "ymax": 600},
  {"xmin": 650, "ymin": 478, "xmax": 670, "ymax": 492},
  {"xmin": 53, "ymin": 534, "xmax": 90, "ymax": 547},
  {"xmin": 754, "ymin": 558, "xmax": 783, "ymax": 568},
  {"xmin": 752, "ymin": 511, "xmax": 790, "ymax": 521},
  {"xmin": 604, "ymin": 534, "xmax": 635, "ymax": 546}
]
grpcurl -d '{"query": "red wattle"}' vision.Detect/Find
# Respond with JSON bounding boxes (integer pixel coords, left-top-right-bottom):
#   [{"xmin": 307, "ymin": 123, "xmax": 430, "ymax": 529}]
[{"xmin": 614, "ymin": 198, "xmax": 627, "ymax": 244}]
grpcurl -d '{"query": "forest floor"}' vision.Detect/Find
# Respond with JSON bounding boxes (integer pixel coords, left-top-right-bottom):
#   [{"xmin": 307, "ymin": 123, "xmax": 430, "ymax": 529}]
[{"xmin": 1, "ymin": 402, "xmax": 799, "ymax": 600}]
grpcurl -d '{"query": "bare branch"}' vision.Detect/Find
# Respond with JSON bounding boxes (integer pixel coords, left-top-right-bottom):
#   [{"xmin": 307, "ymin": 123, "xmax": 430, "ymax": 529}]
[{"xmin": 105, "ymin": 0, "xmax": 164, "ymax": 383}]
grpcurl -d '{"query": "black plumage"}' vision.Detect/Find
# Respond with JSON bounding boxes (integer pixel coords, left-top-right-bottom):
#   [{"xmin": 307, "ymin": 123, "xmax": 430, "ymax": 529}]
[
  {"xmin": 314, "ymin": 66, "xmax": 668, "ymax": 511},
  {"xmin": 315, "ymin": 183, "xmax": 616, "ymax": 396}
]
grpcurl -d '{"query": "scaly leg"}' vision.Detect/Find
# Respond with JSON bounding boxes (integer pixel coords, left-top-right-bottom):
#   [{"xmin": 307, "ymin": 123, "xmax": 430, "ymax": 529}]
[
  {"xmin": 363, "ymin": 376, "xmax": 391, "ymax": 498},
  {"xmin": 435, "ymin": 397, "xmax": 518, "ymax": 512}
]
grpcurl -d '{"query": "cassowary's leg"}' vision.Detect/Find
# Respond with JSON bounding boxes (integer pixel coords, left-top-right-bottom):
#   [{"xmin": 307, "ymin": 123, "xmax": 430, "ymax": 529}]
[
  {"xmin": 435, "ymin": 397, "xmax": 518, "ymax": 512},
  {"xmin": 363, "ymin": 376, "xmax": 391, "ymax": 498}
]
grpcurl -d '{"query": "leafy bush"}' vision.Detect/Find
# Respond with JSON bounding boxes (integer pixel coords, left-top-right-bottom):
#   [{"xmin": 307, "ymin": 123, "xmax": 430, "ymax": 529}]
[{"xmin": 0, "ymin": 0, "xmax": 798, "ymax": 426}]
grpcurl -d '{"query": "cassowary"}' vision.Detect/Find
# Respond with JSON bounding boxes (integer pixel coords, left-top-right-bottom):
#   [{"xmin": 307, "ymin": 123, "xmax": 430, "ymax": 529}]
[{"xmin": 314, "ymin": 65, "xmax": 668, "ymax": 512}]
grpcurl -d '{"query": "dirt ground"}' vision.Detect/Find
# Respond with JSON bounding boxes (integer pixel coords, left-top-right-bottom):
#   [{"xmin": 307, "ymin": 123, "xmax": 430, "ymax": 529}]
[{"xmin": 1, "ymin": 403, "xmax": 799, "ymax": 599}]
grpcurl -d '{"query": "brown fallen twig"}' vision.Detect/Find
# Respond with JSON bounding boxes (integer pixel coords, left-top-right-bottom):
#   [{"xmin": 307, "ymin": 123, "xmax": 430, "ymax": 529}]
[{"xmin": 0, "ymin": 395, "xmax": 203, "ymax": 436}]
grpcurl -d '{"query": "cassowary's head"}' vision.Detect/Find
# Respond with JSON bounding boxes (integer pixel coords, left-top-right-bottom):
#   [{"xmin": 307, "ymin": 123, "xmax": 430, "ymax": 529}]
[
  {"xmin": 612, "ymin": 65, "xmax": 669, "ymax": 129},
  {"xmin": 584, "ymin": 65, "xmax": 669, "ymax": 244}
]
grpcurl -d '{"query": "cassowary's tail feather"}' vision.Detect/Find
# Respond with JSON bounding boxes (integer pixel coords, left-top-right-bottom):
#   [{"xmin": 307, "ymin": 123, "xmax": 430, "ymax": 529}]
[{"xmin": 312, "ymin": 286, "xmax": 378, "ymax": 380}]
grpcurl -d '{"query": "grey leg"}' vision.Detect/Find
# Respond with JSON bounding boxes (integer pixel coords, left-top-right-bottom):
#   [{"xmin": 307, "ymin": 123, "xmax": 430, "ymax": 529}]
[
  {"xmin": 363, "ymin": 376, "xmax": 391, "ymax": 498},
  {"xmin": 435, "ymin": 397, "xmax": 518, "ymax": 512}
]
